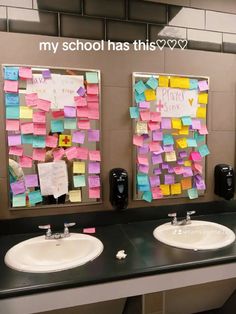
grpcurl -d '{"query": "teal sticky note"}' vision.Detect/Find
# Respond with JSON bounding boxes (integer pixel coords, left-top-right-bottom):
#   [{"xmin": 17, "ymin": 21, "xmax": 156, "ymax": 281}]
[
  {"xmin": 28, "ymin": 190, "xmax": 43, "ymax": 205},
  {"xmin": 187, "ymin": 188, "xmax": 198, "ymax": 199},
  {"xmin": 86, "ymin": 72, "xmax": 98, "ymax": 84},
  {"xmin": 181, "ymin": 116, "xmax": 192, "ymax": 126},
  {"xmin": 12, "ymin": 193, "xmax": 26, "ymax": 207},
  {"xmin": 163, "ymin": 134, "xmax": 174, "ymax": 145},
  {"xmin": 6, "ymin": 106, "xmax": 19, "ymax": 119},
  {"xmin": 135, "ymin": 91, "xmax": 145, "ymax": 103},
  {"xmin": 146, "ymin": 77, "xmax": 158, "ymax": 90},
  {"xmin": 5, "ymin": 93, "xmax": 19, "ymax": 106},
  {"xmin": 138, "ymin": 185, "xmax": 151, "ymax": 192},
  {"xmin": 187, "ymin": 138, "xmax": 197, "ymax": 147},
  {"xmin": 64, "ymin": 118, "xmax": 77, "ymax": 129},
  {"xmin": 73, "ymin": 175, "xmax": 86, "ymax": 187},
  {"xmin": 4, "ymin": 67, "xmax": 19, "ymax": 81},
  {"xmin": 135, "ymin": 80, "xmax": 147, "ymax": 94},
  {"xmin": 137, "ymin": 173, "xmax": 149, "ymax": 186},
  {"xmin": 189, "ymin": 79, "xmax": 198, "ymax": 90},
  {"xmin": 33, "ymin": 135, "xmax": 46, "ymax": 148},
  {"xmin": 51, "ymin": 120, "xmax": 64, "ymax": 133},
  {"xmin": 198, "ymin": 144, "xmax": 210, "ymax": 157},
  {"xmin": 194, "ymin": 131, "xmax": 205, "ymax": 143},
  {"xmin": 142, "ymin": 191, "xmax": 153, "ymax": 202},
  {"xmin": 22, "ymin": 134, "xmax": 34, "ymax": 144},
  {"xmin": 129, "ymin": 107, "xmax": 139, "ymax": 119}
]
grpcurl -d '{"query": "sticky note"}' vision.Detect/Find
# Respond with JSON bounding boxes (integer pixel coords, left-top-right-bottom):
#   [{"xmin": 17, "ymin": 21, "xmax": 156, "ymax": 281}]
[
  {"xmin": 88, "ymin": 175, "xmax": 100, "ymax": 188},
  {"xmin": 28, "ymin": 190, "xmax": 43, "ymax": 205},
  {"xmin": 75, "ymin": 96, "xmax": 87, "ymax": 107},
  {"xmin": 135, "ymin": 91, "xmax": 145, "ymax": 103},
  {"xmin": 77, "ymin": 119, "xmax": 90, "ymax": 130},
  {"xmin": 64, "ymin": 106, "xmax": 76, "ymax": 118},
  {"xmin": 53, "ymin": 148, "xmax": 65, "ymax": 161},
  {"xmin": 72, "ymin": 131, "xmax": 85, "ymax": 144},
  {"xmin": 8, "ymin": 134, "xmax": 21, "ymax": 146},
  {"xmin": 198, "ymin": 80, "xmax": 209, "ymax": 91},
  {"xmin": 25, "ymin": 174, "xmax": 39, "ymax": 188},
  {"xmin": 138, "ymin": 144, "xmax": 149, "ymax": 154},
  {"xmin": 4, "ymin": 67, "xmax": 19, "ymax": 81},
  {"xmin": 136, "ymin": 121, "xmax": 148, "ymax": 135},
  {"xmin": 52, "ymin": 110, "xmax": 64, "ymax": 118},
  {"xmin": 135, "ymin": 80, "xmax": 147, "ymax": 94},
  {"xmin": 199, "ymin": 125, "xmax": 208, "ymax": 135},
  {"xmin": 87, "ymin": 84, "xmax": 99, "ymax": 95},
  {"xmin": 21, "ymin": 135, "xmax": 33, "ymax": 145},
  {"xmin": 198, "ymin": 93, "xmax": 208, "ymax": 105},
  {"xmin": 19, "ymin": 155, "xmax": 32, "ymax": 168},
  {"xmin": 191, "ymin": 119, "xmax": 201, "ymax": 130},
  {"xmin": 33, "ymin": 111, "xmax": 46, "ymax": 123},
  {"xmin": 5, "ymin": 93, "xmax": 19, "ymax": 106},
  {"xmin": 193, "ymin": 162, "xmax": 203, "ymax": 174},
  {"xmin": 33, "ymin": 136, "xmax": 46, "ymax": 148},
  {"xmin": 198, "ymin": 144, "xmax": 210, "ymax": 157},
  {"xmin": 184, "ymin": 160, "xmax": 192, "ymax": 167},
  {"xmin": 19, "ymin": 67, "xmax": 32, "ymax": 79},
  {"xmin": 77, "ymin": 107, "xmax": 88, "ymax": 118},
  {"xmin": 37, "ymin": 99, "xmax": 51, "ymax": 112},
  {"xmin": 196, "ymin": 107, "xmax": 206, "ymax": 119},
  {"xmin": 150, "ymin": 112, "xmax": 161, "ymax": 122},
  {"xmin": 33, "ymin": 123, "xmax": 46, "ymax": 136},
  {"xmin": 59, "ymin": 134, "xmax": 72, "ymax": 147},
  {"xmin": 25, "ymin": 93, "xmax": 38, "ymax": 107},
  {"xmin": 178, "ymin": 126, "xmax": 189, "ymax": 135},
  {"xmin": 65, "ymin": 146, "xmax": 77, "ymax": 160},
  {"xmin": 51, "ymin": 120, "xmax": 64, "ymax": 133},
  {"xmin": 73, "ymin": 161, "xmax": 85, "ymax": 174},
  {"xmin": 137, "ymin": 173, "xmax": 149, "ymax": 186},
  {"xmin": 187, "ymin": 138, "xmax": 197, "ymax": 147},
  {"xmin": 163, "ymin": 134, "xmax": 174, "ymax": 145},
  {"xmin": 77, "ymin": 147, "xmax": 88, "ymax": 160},
  {"xmin": 148, "ymin": 120, "xmax": 159, "ymax": 131},
  {"xmin": 129, "ymin": 107, "xmax": 139, "ymax": 119},
  {"xmin": 170, "ymin": 77, "xmax": 190, "ymax": 89},
  {"xmin": 163, "ymin": 145, "xmax": 174, "ymax": 153},
  {"xmin": 172, "ymin": 118, "xmax": 182, "ymax": 129},
  {"xmin": 89, "ymin": 187, "xmax": 100, "ymax": 199},
  {"xmin": 164, "ymin": 174, "xmax": 175, "ymax": 185},
  {"xmin": 12, "ymin": 193, "xmax": 26, "ymax": 207},
  {"xmin": 87, "ymin": 108, "xmax": 99, "ymax": 120},
  {"xmin": 142, "ymin": 191, "xmax": 152, "ymax": 202},
  {"xmin": 69, "ymin": 190, "xmax": 82, "ymax": 202},
  {"xmin": 181, "ymin": 177, "xmax": 192, "ymax": 190},
  {"xmin": 138, "ymin": 101, "xmax": 150, "ymax": 109},
  {"xmin": 4, "ymin": 80, "xmax": 18, "ymax": 93},
  {"xmin": 187, "ymin": 188, "xmax": 198, "ymax": 199},
  {"xmin": 183, "ymin": 166, "xmax": 193, "ymax": 178},
  {"xmin": 194, "ymin": 132, "xmax": 205, "ymax": 143},
  {"xmin": 6, "ymin": 106, "xmax": 19, "ymax": 119},
  {"xmin": 88, "ymin": 161, "xmax": 100, "ymax": 174},
  {"xmin": 45, "ymin": 135, "xmax": 57, "ymax": 148},
  {"xmin": 64, "ymin": 118, "xmax": 77, "ymax": 130},
  {"xmin": 159, "ymin": 76, "xmax": 169, "ymax": 87},
  {"xmin": 146, "ymin": 76, "xmax": 158, "ymax": 90},
  {"xmin": 87, "ymin": 95, "xmax": 99, "ymax": 103},
  {"xmin": 161, "ymin": 118, "xmax": 171, "ymax": 129},
  {"xmin": 83, "ymin": 227, "xmax": 96, "ymax": 234},
  {"xmin": 189, "ymin": 151, "xmax": 202, "ymax": 162},
  {"xmin": 154, "ymin": 168, "xmax": 162, "ymax": 175},
  {"xmin": 77, "ymin": 87, "xmax": 86, "ymax": 96},
  {"xmin": 149, "ymin": 175, "xmax": 160, "ymax": 187},
  {"xmin": 144, "ymin": 89, "xmax": 156, "ymax": 101},
  {"xmin": 73, "ymin": 175, "xmax": 86, "ymax": 187},
  {"xmin": 152, "ymin": 130, "xmax": 163, "ymax": 141},
  {"xmin": 6, "ymin": 120, "xmax": 20, "ymax": 131},
  {"xmin": 176, "ymin": 138, "xmax": 188, "ymax": 149},
  {"xmin": 89, "ymin": 150, "xmax": 101, "ymax": 161},
  {"xmin": 10, "ymin": 180, "xmax": 26, "ymax": 195},
  {"xmin": 160, "ymin": 184, "xmax": 170, "ymax": 196},
  {"xmin": 189, "ymin": 79, "xmax": 198, "ymax": 90},
  {"xmin": 32, "ymin": 148, "xmax": 46, "ymax": 161},
  {"xmin": 173, "ymin": 166, "xmax": 184, "ymax": 175},
  {"xmin": 152, "ymin": 154, "xmax": 163, "ymax": 165},
  {"xmin": 171, "ymin": 183, "xmax": 182, "ymax": 195},
  {"xmin": 88, "ymin": 130, "xmax": 100, "ymax": 142},
  {"xmin": 165, "ymin": 151, "xmax": 177, "ymax": 162},
  {"xmin": 181, "ymin": 116, "xmax": 192, "ymax": 126},
  {"xmin": 86, "ymin": 72, "xmax": 98, "ymax": 84},
  {"xmin": 20, "ymin": 106, "xmax": 33, "ymax": 119},
  {"xmin": 42, "ymin": 69, "xmax": 51, "ymax": 79},
  {"xmin": 152, "ymin": 187, "xmax": 163, "ymax": 199},
  {"xmin": 138, "ymin": 154, "xmax": 149, "ymax": 166},
  {"xmin": 9, "ymin": 146, "xmax": 23, "ymax": 156},
  {"xmin": 149, "ymin": 142, "xmax": 162, "ymax": 152}
]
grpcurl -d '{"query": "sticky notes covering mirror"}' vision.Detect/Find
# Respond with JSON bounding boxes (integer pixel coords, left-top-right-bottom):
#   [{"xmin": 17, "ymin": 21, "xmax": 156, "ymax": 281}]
[
  {"xmin": 131, "ymin": 73, "xmax": 209, "ymax": 202},
  {"xmin": 4, "ymin": 65, "xmax": 101, "ymax": 209}
]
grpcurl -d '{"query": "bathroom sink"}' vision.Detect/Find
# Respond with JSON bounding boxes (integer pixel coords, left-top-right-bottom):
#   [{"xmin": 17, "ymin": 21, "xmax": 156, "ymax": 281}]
[
  {"xmin": 153, "ymin": 220, "xmax": 235, "ymax": 250},
  {"xmin": 4, "ymin": 233, "xmax": 103, "ymax": 273}
]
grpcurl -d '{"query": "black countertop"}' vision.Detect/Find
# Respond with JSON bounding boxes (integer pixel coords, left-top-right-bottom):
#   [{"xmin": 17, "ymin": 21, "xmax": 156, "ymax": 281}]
[{"xmin": 1, "ymin": 211, "xmax": 236, "ymax": 300}]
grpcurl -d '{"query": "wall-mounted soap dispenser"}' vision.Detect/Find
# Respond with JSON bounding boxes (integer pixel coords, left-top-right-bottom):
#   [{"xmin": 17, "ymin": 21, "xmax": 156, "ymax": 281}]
[
  {"xmin": 109, "ymin": 168, "xmax": 128, "ymax": 210},
  {"xmin": 214, "ymin": 164, "xmax": 234, "ymax": 200}
]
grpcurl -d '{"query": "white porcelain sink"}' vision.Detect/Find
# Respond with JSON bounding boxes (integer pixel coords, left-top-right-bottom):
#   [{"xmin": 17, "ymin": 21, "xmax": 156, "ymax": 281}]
[
  {"xmin": 4, "ymin": 233, "xmax": 103, "ymax": 273},
  {"xmin": 153, "ymin": 220, "xmax": 235, "ymax": 250}
]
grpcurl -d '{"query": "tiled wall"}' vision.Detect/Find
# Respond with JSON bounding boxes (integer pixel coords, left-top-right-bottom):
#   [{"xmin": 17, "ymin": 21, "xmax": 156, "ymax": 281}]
[{"xmin": 1, "ymin": 0, "xmax": 236, "ymax": 53}]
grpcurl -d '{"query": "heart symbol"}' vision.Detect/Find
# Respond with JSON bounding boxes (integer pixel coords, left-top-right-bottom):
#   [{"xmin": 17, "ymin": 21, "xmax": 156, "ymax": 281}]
[
  {"xmin": 178, "ymin": 39, "xmax": 188, "ymax": 50},
  {"xmin": 188, "ymin": 98, "xmax": 193, "ymax": 106},
  {"xmin": 167, "ymin": 39, "xmax": 177, "ymax": 50},
  {"xmin": 156, "ymin": 39, "xmax": 166, "ymax": 50}
]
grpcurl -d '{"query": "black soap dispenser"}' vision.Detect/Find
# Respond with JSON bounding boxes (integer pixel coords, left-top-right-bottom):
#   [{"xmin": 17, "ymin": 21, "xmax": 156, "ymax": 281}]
[
  {"xmin": 109, "ymin": 168, "xmax": 128, "ymax": 210},
  {"xmin": 214, "ymin": 164, "xmax": 234, "ymax": 200}
]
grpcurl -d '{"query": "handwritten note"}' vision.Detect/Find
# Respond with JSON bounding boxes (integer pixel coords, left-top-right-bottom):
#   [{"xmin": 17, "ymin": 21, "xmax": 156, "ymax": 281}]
[
  {"xmin": 69, "ymin": 190, "xmax": 81, "ymax": 202},
  {"xmin": 4, "ymin": 67, "xmax": 19, "ymax": 81}
]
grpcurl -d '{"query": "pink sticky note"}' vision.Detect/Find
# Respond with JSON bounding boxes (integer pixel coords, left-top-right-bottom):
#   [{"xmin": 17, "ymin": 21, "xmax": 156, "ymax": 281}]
[
  {"xmin": 72, "ymin": 131, "xmax": 85, "ymax": 144},
  {"xmin": 89, "ymin": 187, "xmax": 100, "ymax": 198},
  {"xmin": 150, "ymin": 112, "xmax": 161, "ymax": 122},
  {"xmin": 4, "ymin": 80, "xmax": 18, "ymax": 93},
  {"xmin": 77, "ymin": 147, "xmax": 89, "ymax": 160},
  {"xmin": 88, "ymin": 130, "xmax": 100, "ymax": 142},
  {"xmin": 83, "ymin": 227, "xmax": 96, "ymax": 234},
  {"xmin": 32, "ymin": 148, "xmax": 46, "ymax": 161},
  {"xmin": 191, "ymin": 119, "xmax": 201, "ymax": 130},
  {"xmin": 152, "ymin": 130, "xmax": 163, "ymax": 141},
  {"xmin": 65, "ymin": 147, "xmax": 78, "ymax": 160},
  {"xmin": 46, "ymin": 135, "xmax": 58, "ymax": 148},
  {"xmin": 52, "ymin": 110, "xmax": 64, "ymax": 118},
  {"xmin": 8, "ymin": 134, "xmax": 21, "ymax": 146},
  {"xmin": 88, "ymin": 109, "xmax": 99, "ymax": 120},
  {"xmin": 25, "ymin": 93, "xmax": 38, "ymax": 107},
  {"xmin": 10, "ymin": 180, "xmax": 26, "ymax": 195},
  {"xmin": 189, "ymin": 151, "xmax": 202, "ymax": 162},
  {"xmin": 37, "ymin": 99, "xmax": 51, "ymax": 112},
  {"xmin": 193, "ymin": 162, "xmax": 203, "ymax": 174},
  {"xmin": 133, "ymin": 135, "xmax": 144, "ymax": 147},
  {"xmin": 138, "ymin": 101, "xmax": 150, "ymax": 109},
  {"xmin": 149, "ymin": 142, "xmax": 161, "ymax": 152},
  {"xmin": 9, "ymin": 146, "xmax": 23, "ymax": 156},
  {"xmin": 150, "ymin": 175, "xmax": 160, "ymax": 187},
  {"xmin": 88, "ymin": 161, "xmax": 100, "ymax": 174},
  {"xmin": 138, "ymin": 144, "xmax": 149, "ymax": 154},
  {"xmin": 89, "ymin": 150, "xmax": 101, "ymax": 161},
  {"xmin": 77, "ymin": 107, "xmax": 89, "ymax": 118},
  {"xmin": 33, "ymin": 123, "xmax": 46, "ymax": 135},
  {"xmin": 19, "ymin": 155, "xmax": 32, "ymax": 168},
  {"xmin": 64, "ymin": 106, "xmax": 76, "ymax": 118},
  {"xmin": 87, "ymin": 95, "xmax": 99, "ymax": 103},
  {"xmin": 199, "ymin": 125, "xmax": 208, "ymax": 135},
  {"xmin": 87, "ymin": 102, "xmax": 99, "ymax": 110},
  {"xmin": 25, "ymin": 174, "xmax": 39, "ymax": 188},
  {"xmin": 137, "ymin": 154, "xmax": 149, "ymax": 166},
  {"xmin": 140, "ymin": 110, "xmax": 151, "ymax": 121},
  {"xmin": 87, "ymin": 84, "xmax": 99, "ymax": 95},
  {"xmin": 198, "ymin": 80, "xmax": 209, "ymax": 91},
  {"xmin": 88, "ymin": 175, "xmax": 100, "ymax": 188},
  {"xmin": 138, "ymin": 164, "xmax": 149, "ymax": 174},
  {"xmin": 148, "ymin": 121, "xmax": 160, "ymax": 131},
  {"xmin": 161, "ymin": 118, "xmax": 171, "ymax": 129},
  {"xmin": 78, "ymin": 119, "xmax": 90, "ymax": 130},
  {"xmin": 74, "ymin": 96, "xmax": 87, "ymax": 107},
  {"xmin": 53, "ymin": 148, "xmax": 65, "ymax": 160},
  {"xmin": 19, "ymin": 67, "xmax": 32, "ymax": 79},
  {"xmin": 183, "ymin": 166, "xmax": 193, "ymax": 178},
  {"xmin": 152, "ymin": 187, "xmax": 163, "ymax": 199},
  {"xmin": 6, "ymin": 120, "xmax": 20, "ymax": 131},
  {"xmin": 21, "ymin": 122, "xmax": 34, "ymax": 134},
  {"xmin": 33, "ymin": 111, "xmax": 46, "ymax": 123},
  {"xmin": 173, "ymin": 166, "xmax": 184, "ymax": 175}
]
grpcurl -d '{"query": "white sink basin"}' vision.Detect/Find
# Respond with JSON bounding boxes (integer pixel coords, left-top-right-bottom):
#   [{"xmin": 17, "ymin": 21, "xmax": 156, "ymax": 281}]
[
  {"xmin": 5, "ymin": 233, "xmax": 103, "ymax": 273},
  {"xmin": 153, "ymin": 220, "xmax": 235, "ymax": 250}
]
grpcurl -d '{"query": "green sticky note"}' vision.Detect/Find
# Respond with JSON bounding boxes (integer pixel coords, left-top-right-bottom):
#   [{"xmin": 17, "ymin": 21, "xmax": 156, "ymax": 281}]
[
  {"xmin": 137, "ymin": 173, "xmax": 149, "ymax": 186},
  {"xmin": 138, "ymin": 185, "xmax": 151, "ymax": 192},
  {"xmin": 86, "ymin": 72, "xmax": 98, "ymax": 84},
  {"xmin": 129, "ymin": 107, "xmax": 139, "ymax": 119},
  {"xmin": 28, "ymin": 190, "xmax": 43, "ymax": 205},
  {"xmin": 135, "ymin": 91, "xmax": 145, "ymax": 103},
  {"xmin": 64, "ymin": 118, "xmax": 77, "ymax": 130},
  {"xmin": 12, "ymin": 193, "xmax": 26, "ymax": 207},
  {"xmin": 194, "ymin": 131, "xmax": 205, "ymax": 143},
  {"xmin": 187, "ymin": 138, "xmax": 197, "ymax": 147},
  {"xmin": 22, "ymin": 134, "xmax": 34, "ymax": 144},
  {"xmin": 187, "ymin": 188, "xmax": 198, "ymax": 199},
  {"xmin": 198, "ymin": 144, "xmax": 210, "ymax": 157},
  {"xmin": 146, "ymin": 77, "xmax": 158, "ymax": 90},
  {"xmin": 189, "ymin": 79, "xmax": 198, "ymax": 90},
  {"xmin": 163, "ymin": 134, "xmax": 174, "ymax": 145},
  {"xmin": 142, "ymin": 191, "xmax": 153, "ymax": 202},
  {"xmin": 135, "ymin": 80, "xmax": 147, "ymax": 94},
  {"xmin": 6, "ymin": 106, "xmax": 19, "ymax": 119},
  {"xmin": 51, "ymin": 120, "xmax": 64, "ymax": 133},
  {"xmin": 73, "ymin": 175, "xmax": 86, "ymax": 187},
  {"xmin": 181, "ymin": 116, "xmax": 192, "ymax": 126},
  {"xmin": 33, "ymin": 136, "xmax": 46, "ymax": 148}
]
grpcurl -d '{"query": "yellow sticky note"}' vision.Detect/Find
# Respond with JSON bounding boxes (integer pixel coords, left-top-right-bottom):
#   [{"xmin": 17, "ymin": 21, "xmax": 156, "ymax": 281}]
[
  {"xmin": 69, "ymin": 190, "xmax": 81, "ymax": 202},
  {"xmin": 178, "ymin": 126, "xmax": 189, "ymax": 135},
  {"xmin": 165, "ymin": 151, "xmax": 177, "ymax": 162},
  {"xmin": 20, "ymin": 106, "xmax": 33, "ymax": 119},
  {"xmin": 144, "ymin": 89, "xmax": 156, "ymax": 101},
  {"xmin": 176, "ymin": 138, "xmax": 188, "ymax": 149},
  {"xmin": 184, "ymin": 160, "xmax": 192, "ymax": 167},
  {"xmin": 181, "ymin": 177, "xmax": 192, "ymax": 190},
  {"xmin": 196, "ymin": 107, "xmax": 206, "ymax": 119},
  {"xmin": 170, "ymin": 77, "xmax": 190, "ymax": 89},
  {"xmin": 159, "ymin": 76, "xmax": 169, "ymax": 87},
  {"xmin": 198, "ymin": 93, "xmax": 208, "ymax": 104},
  {"xmin": 171, "ymin": 183, "xmax": 182, "ymax": 195},
  {"xmin": 160, "ymin": 184, "xmax": 170, "ymax": 196},
  {"xmin": 59, "ymin": 134, "xmax": 72, "ymax": 147},
  {"xmin": 73, "ymin": 161, "xmax": 85, "ymax": 174},
  {"xmin": 136, "ymin": 121, "xmax": 148, "ymax": 135},
  {"xmin": 172, "ymin": 118, "xmax": 182, "ymax": 129}
]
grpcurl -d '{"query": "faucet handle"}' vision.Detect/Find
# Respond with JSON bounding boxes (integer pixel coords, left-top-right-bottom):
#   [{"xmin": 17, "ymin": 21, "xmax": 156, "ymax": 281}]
[
  {"xmin": 168, "ymin": 212, "xmax": 177, "ymax": 225},
  {"xmin": 64, "ymin": 222, "xmax": 76, "ymax": 236},
  {"xmin": 38, "ymin": 224, "xmax": 52, "ymax": 237},
  {"xmin": 186, "ymin": 211, "xmax": 196, "ymax": 220}
]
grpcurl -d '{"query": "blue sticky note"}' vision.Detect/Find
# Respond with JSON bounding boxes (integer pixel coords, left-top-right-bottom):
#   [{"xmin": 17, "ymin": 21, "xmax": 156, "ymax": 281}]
[
  {"xmin": 187, "ymin": 188, "xmax": 198, "ymax": 199},
  {"xmin": 198, "ymin": 144, "xmax": 210, "ymax": 157},
  {"xmin": 64, "ymin": 118, "xmax": 77, "ymax": 130},
  {"xmin": 22, "ymin": 134, "xmax": 34, "ymax": 144},
  {"xmin": 33, "ymin": 136, "xmax": 46, "ymax": 148},
  {"xmin": 142, "ymin": 191, "xmax": 153, "ymax": 202},
  {"xmin": 12, "ymin": 193, "xmax": 26, "ymax": 207},
  {"xmin": 194, "ymin": 131, "xmax": 205, "ymax": 143},
  {"xmin": 189, "ymin": 79, "xmax": 198, "ymax": 90},
  {"xmin": 129, "ymin": 107, "xmax": 139, "ymax": 119},
  {"xmin": 163, "ymin": 134, "xmax": 174, "ymax": 145},
  {"xmin": 73, "ymin": 175, "xmax": 86, "ymax": 187},
  {"xmin": 146, "ymin": 77, "xmax": 158, "ymax": 90},
  {"xmin": 138, "ymin": 185, "xmax": 151, "ymax": 192},
  {"xmin": 5, "ymin": 93, "xmax": 19, "ymax": 106},
  {"xmin": 6, "ymin": 106, "xmax": 19, "ymax": 119},
  {"xmin": 137, "ymin": 173, "xmax": 149, "ymax": 186},
  {"xmin": 181, "ymin": 116, "xmax": 192, "ymax": 126},
  {"xmin": 135, "ymin": 80, "xmax": 147, "ymax": 94},
  {"xmin": 28, "ymin": 190, "xmax": 43, "ymax": 205},
  {"xmin": 187, "ymin": 138, "xmax": 197, "ymax": 147},
  {"xmin": 86, "ymin": 72, "xmax": 98, "ymax": 84},
  {"xmin": 51, "ymin": 120, "xmax": 64, "ymax": 133},
  {"xmin": 4, "ymin": 67, "xmax": 19, "ymax": 81},
  {"xmin": 135, "ymin": 91, "xmax": 146, "ymax": 103}
]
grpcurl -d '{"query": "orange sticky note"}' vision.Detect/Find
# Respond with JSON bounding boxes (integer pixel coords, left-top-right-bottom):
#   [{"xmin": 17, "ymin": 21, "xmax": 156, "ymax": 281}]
[
  {"xmin": 159, "ymin": 76, "xmax": 169, "ymax": 87},
  {"xmin": 160, "ymin": 184, "xmax": 170, "ymax": 196},
  {"xmin": 171, "ymin": 183, "xmax": 182, "ymax": 195},
  {"xmin": 181, "ymin": 177, "xmax": 192, "ymax": 190},
  {"xmin": 196, "ymin": 107, "xmax": 206, "ymax": 119}
]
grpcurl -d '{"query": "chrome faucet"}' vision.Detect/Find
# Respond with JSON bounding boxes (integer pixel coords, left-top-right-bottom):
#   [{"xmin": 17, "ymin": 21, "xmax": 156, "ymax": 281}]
[
  {"xmin": 38, "ymin": 222, "xmax": 76, "ymax": 239},
  {"xmin": 168, "ymin": 211, "xmax": 196, "ymax": 226}
]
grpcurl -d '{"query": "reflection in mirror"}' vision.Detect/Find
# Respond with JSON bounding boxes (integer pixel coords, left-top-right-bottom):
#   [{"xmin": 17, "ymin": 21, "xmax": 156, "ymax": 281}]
[{"xmin": 4, "ymin": 65, "xmax": 101, "ymax": 209}]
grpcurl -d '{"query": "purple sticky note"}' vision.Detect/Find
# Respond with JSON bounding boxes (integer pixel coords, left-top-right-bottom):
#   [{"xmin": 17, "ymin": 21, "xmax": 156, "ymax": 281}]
[
  {"xmin": 177, "ymin": 158, "xmax": 184, "ymax": 165},
  {"xmin": 154, "ymin": 168, "xmax": 162, "ymax": 175},
  {"xmin": 161, "ymin": 118, "xmax": 171, "ymax": 129},
  {"xmin": 42, "ymin": 69, "xmax": 51, "ymax": 79},
  {"xmin": 138, "ymin": 101, "xmax": 150, "ymax": 109},
  {"xmin": 8, "ymin": 134, "xmax": 21, "ymax": 146},
  {"xmin": 10, "ymin": 180, "xmax": 26, "ymax": 195},
  {"xmin": 88, "ymin": 175, "xmax": 100, "ymax": 188},
  {"xmin": 152, "ymin": 130, "xmax": 163, "ymax": 141},
  {"xmin": 152, "ymin": 153, "xmax": 163, "ymax": 165},
  {"xmin": 164, "ymin": 174, "xmax": 175, "ymax": 185},
  {"xmin": 195, "ymin": 174, "xmax": 202, "ymax": 182},
  {"xmin": 138, "ymin": 145, "xmax": 149, "ymax": 154},
  {"xmin": 191, "ymin": 119, "xmax": 201, "ymax": 130},
  {"xmin": 163, "ymin": 145, "xmax": 174, "ymax": 153},
  {"xmin": 183, "ymin": 166, "xmax": 193, "ymax": 178},
  {"xmin": 64, "ymin": 106, "xmax": 76, "ymax": 118},
  {"xmin": 77, "ymin": 87, "xmax": 86, "ymax": 96},
  {"xmin": 25, "ymin": 174, "xmax": 39, "ymax": 188},
  {"xmin": 88, "ymin": 162, "xmax": 100, "ymax": 174},
  {"xmin": 138, "ymin": 164, "xmax": 149, "ymax": 174},
  {"xmin": 195, "ymin": 179, "xmax": 206, "ymax": 190},
  {"xmin": 179, "ymin": 151, "xmax": 188, "ymax": 158},
  {"xmin": 150, "ymin": 175, "xmax": 160, "ymax": 187},
  {"xmin": 72, "ymin": 131, "xmax": 85, "ymax": 144},
  {"xmin": 162, "ymin": 163, "xmax": 169, "ymax": 170},
  {"xmin": 88, "ymin": 130, "xmax": 100, "ymax": 142},
  {"xmin": 168, "ymin": 166, "xmax": 174, "ymax": 174},
  {"xmin": 198, "ymin": 80, "xmax": 209, "ymax": 91}
]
